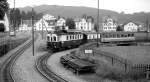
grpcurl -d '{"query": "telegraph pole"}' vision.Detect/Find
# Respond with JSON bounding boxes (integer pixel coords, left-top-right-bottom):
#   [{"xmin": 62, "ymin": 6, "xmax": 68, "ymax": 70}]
[
  {"xmin": 97, "ymin": 0, "xmax": 99, "ymax": 47},
  {"xmin": 42, "ymin": 17, "xmax": 44, "ymax": 39},
  {"xmin": 13, "ymin": 0, "xmax": 16, "ymax": 36},
  {"xmin": 32, "ymin": 8, "xmax": 35, "ymax": 56}
]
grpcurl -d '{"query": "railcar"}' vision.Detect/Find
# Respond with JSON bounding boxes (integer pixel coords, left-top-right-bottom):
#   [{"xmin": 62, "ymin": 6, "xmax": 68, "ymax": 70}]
[
  {"xmin": 46, "ymin": 30, "xmax": 84, "ymax": 51},
  {"xmin": 100, "ymin": 32, "xmax": 135, "ymax": 43},
  {"xmin": 134, "ymin": 32, "xmax": 150, "ymax": 42}
]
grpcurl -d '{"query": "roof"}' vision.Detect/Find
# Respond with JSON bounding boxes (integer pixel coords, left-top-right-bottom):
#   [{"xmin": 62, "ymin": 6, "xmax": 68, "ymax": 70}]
[
  {"xmin": 123, "ymin": 21, "xmax": 140, "ymax": 26},
  {"xmin": 45, "ymin": 20, "xmax": 56, "ymax": 25},
  {"xmin": 48, "ymin": 30, "xmax": 82, "ymax": 35},
  {"xmin": 74, "ymin": 18, "xmax": 94, "ymax": 23},
  {"xmin": 102, "ymin": 16, "xmax": 118, "ymax": 23}
]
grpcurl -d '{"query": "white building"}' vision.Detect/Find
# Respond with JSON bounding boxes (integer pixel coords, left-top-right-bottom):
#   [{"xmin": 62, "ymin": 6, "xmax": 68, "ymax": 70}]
[
  {"xmin": 0, "ymin": 13, "xmax": 9, "ymax": 32},
  {"xmin": 34, "ymin": 14, "xmax": 57, "ymax": 31},
  {"xmin": 19, "ymin": 20, "xmax": 33, "ymax": 31},
  {"xmin": 123, "ymin": 21, "xmax": 139, "ymax": 32},
  {"xmin": 102, "ymin": 16, "xmax": 117, "ymax": 32},
  {"xmin": 74, "ymin": 18, "xmax": 94, "ymax": 32},
  {"xmin": 56, "ymin": 18, "xmax": 66, "ymax": 27},
  {"xmin": 56, "ymin": 18, "xmax": 68, "ymax": 30}
]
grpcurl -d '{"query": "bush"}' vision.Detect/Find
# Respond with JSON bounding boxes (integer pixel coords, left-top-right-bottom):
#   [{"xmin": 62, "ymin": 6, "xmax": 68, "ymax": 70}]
[{"xmin": 0, "ymin": 23, "xmax": 5, "ymax": 32}]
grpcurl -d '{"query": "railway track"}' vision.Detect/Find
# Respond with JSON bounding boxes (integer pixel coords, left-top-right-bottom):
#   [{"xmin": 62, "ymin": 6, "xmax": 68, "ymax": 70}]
[
  {"xmin": 0, "ymin": 34, "xmax": 38, "ymax": 82},
  {"xmin": 36, "ymin": 52, "xmax": 68, "ymax": 82}
]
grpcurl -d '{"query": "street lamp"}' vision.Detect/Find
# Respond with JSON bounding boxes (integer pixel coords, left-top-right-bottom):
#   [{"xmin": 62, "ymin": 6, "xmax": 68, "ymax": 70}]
[{"xmin": 97, "ymin": 0, "xmax": 99, "ymax": 47}]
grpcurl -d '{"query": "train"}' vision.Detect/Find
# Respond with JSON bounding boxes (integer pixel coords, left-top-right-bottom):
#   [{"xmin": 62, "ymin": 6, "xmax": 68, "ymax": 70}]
[{"xmin": 46, "ymin": 30, "xmax": 150, "ymax": 51}]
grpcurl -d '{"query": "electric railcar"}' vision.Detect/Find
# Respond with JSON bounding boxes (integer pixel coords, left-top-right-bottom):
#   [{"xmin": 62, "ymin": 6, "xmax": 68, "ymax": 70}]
[{"xmin": 46, "ymin": 30, "xmax": 84, "ymax": 51}]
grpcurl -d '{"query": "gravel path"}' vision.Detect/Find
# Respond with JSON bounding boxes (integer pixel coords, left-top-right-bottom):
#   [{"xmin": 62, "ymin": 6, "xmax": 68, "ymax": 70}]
[
  {"xmin": 12, "ymin": 33, "xmax": 49, "ymax": 82},
  {"xmin": 47, "ymin": 49, "xmax": 87, "ymax": 82}
]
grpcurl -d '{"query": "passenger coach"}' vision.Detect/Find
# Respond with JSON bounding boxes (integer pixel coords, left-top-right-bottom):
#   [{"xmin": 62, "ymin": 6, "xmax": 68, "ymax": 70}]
[{"xmin": 101, "ymin": 32, "xmax": 135, "ymax": 43}]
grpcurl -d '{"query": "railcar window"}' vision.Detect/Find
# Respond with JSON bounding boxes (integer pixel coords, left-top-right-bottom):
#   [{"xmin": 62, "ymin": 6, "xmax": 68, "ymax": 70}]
[
  {"xmin": 78, "ymin": 35, "xmax": 80, "ymax": 39},
  {"xmin": 71, "ymin": 35, "xmax": 74, "ymax": 40},
  {"xmin": 131, "ymin": 34, "xmax": 134, "ymax": 37},
  {"xmin": 53, "ymin": 36, "xmax": 56, "ymax": 42},
  {"xmin": 128, "ymin": 34, "xmax": 130, "ymax": 37},
  {"xmin": 109, "ymin": 34, "xmax": 112, "ymax": 38},
  {"xmin": 98, "ymin": 34, "xmax": 100, "ymax": 38},
  {"xmin": 47, "ymin": 36, "xmax": 50, "ymax": 41},
  {"xmin": 88, "ymin": 35, "xmax": 90, "ymax": 39},
  {"xmin": 105, "ymin": 34, "xmax": 108, "ymax": 38},
  {"xmin": 70, "ymin": 35, "xmax": 72, "ymax": 40},
  {"xmin": 67, "ymin": 36, "xmax": 69, "ymax": 40},
  {"xmin": 74, "ymin": 35, "xmax": 76, "ymax": 40},
  {"xmin": 80, "ymin": 34, "xmax": 82, "ymax": 39},
  {"xmin": 51, "ymin": 37, "xmax": 53, "ymax": 42},
  {"xmin": 95, "ymin": 34, "xmax": 97, "ymax": 39},
  {"xmin": 75, "ymin": 35, "xmax": 77, "ymax": 39},
  {"xmin": 113, "ymin": 34, "xmax": 116, "ymax": 38},
  {"xmin": 117, "ymin": 34, "xmax": 120, "ymax": 38},
  {"xmin": 121, "ymin": 34, "xmax": 124, "ymax": 37},
  {"xmin": 72, "ymin": 35, "xmax": 74, "ymax": 40},
  {"xmin": 81, "ymin": 35, "xmax": 83, "ymax": 39}
]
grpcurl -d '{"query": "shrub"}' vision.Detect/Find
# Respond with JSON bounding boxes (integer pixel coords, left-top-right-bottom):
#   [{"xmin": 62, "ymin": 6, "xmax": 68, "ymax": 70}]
[{"xmin": 0, "ymin": 23, "xmax": 5, "ymax": 32}]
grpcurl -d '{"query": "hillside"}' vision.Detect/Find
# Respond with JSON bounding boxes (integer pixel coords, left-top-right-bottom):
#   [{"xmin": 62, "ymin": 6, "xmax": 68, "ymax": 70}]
[{"xmin": 19, "ymin": 5, "xmax": 150, "ymax": 24}]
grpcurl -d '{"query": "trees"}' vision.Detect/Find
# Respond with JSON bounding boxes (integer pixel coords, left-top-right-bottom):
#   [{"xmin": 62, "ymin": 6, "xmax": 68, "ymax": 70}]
[
  {"xmin": 66, "ymin": 18, "xmax": 75, "ymax": 29},
  {"xmin": 0, "ymin": 0, "xmax": 9, "ymax": 20},
  {"xmin": 0, "ymin": 23, "xmax": 5, "ymax": 32},
  {"xmin": 94, "ymin": 23, "xmax": 99, "ymax": 32},
  {"xmin": 9, "ymin": 8, "xmax": 21, "ymax": 30},
  {"xmin": 0, "ymin": 0, "xmax": 8, "ymax": 31},
  {"xmin": 116, "ymin": 25, "xmax": 123, "ymax": 31}
]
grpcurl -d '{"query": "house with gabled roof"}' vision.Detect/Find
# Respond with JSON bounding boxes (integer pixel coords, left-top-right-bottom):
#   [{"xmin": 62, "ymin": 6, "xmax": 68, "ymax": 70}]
[
  {"xmin": 34, "ymin": 14, "xmax": 57, "ymax": 31},
  {"xmin": 74, "ymin": 17, "xmax": 94, "ymax": 32},
  {"xmin": 123, "ymin": 21, "xmax": 139, "ymax": 32},
  {"xmin": 102, "ymin": 16, "xmax": 118, "ymax": 32},
  {"xmin": 0, "ymin": 13, "xmax": 9, "ymax": 32}
]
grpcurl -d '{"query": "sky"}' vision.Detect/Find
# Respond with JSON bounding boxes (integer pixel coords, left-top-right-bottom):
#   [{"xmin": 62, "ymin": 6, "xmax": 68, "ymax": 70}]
[{"xmin": 8, "ymin": 0, "xmax": 150, "ymax": 14}]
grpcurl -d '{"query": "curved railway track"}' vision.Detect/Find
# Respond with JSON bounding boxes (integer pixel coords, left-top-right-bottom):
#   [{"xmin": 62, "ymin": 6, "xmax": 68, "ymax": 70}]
[
  {"xmin": 0, "ymin": 34, "xmax": 38, "ymax": 82},
  {"xmin": 36, "ymin": 52, "xmax": 68, "ymax": 82}
]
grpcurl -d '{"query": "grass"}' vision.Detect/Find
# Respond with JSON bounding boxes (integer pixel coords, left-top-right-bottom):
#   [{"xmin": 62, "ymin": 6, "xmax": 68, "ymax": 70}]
[
  {"xmin": 0, "ymin": 32, "xmax": 8, "ymax": 38},
  {"xmin": 0, "ymin": 37, "xmax": 29, "ymax": 57},
  {"xmin": 73, "ymin": 42, "xmax": 150, "ymax": 81},
  {"xmin": 97, "ymin": 46, "xmax": 150, "ymax": 64}
]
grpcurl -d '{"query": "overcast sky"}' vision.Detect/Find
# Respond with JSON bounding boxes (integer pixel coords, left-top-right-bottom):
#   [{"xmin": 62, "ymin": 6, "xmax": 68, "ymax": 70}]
[{"xmin": 8, "ymin": 0, "xmax": 150, "ymax": 14}]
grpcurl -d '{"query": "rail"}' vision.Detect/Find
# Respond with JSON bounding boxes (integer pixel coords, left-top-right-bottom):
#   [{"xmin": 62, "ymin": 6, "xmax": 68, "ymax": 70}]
[
  {"xmin": 0, "ymin": 33, "xmax": 38, "ymax": 82},
  {"xmin": 36, "ymin": 52, "xmax": 68, "ymax": 82}
]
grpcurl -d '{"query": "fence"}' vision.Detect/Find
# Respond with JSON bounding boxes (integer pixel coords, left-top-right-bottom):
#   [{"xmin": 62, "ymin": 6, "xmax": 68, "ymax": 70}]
[{"xmin": 79, "ymin": 42, "xmax": 150, "ymax": 80}]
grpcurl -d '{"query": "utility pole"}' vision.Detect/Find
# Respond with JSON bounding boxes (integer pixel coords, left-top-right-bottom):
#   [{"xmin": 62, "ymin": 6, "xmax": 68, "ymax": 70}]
[
  {"xmin": 13, "ymin": 0, "xmax": 16, "ymax": 36},
  {"xmin": 97, "ymin": 0, "xmax": 99, "ymax": 47},
  {"xmin": 146, "ymin": 19, "xmax": 149, "ymax": 33},
  {"xmin": 32, "ymin": 8, "xmax": 35, "ymax": 56},
  {"xmin": 42, "ymin": 17, "xmax": 44, "ymax": 39}
]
